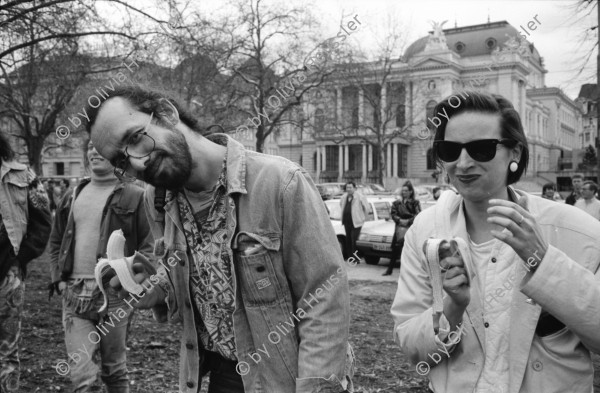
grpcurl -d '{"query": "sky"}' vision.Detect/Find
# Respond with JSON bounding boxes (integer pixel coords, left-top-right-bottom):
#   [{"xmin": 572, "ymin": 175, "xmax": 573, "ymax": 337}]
[{"xmin": 301, "ymin": 0, "xmax": 597, "ymax": 99}]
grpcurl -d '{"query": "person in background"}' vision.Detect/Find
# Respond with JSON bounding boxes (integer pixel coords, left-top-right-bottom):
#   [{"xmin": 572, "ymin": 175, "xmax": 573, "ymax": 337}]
[
  {"xmin": 383, "ymin": 181, "xmax": 421, "ymax": 276},
  {"xmin": 541, "ymin": 183, "xmax": 556, "ymax": 200},
  {"xmin": 574, "ymin": 181, "xmax": 600, "ymax": 220},
  {"xmin": 49, "ymin": 140, "xmax": 153, "ymax": 393},
  {"xmin": 340, "ymin": 181, "xmax": 370, "ymax": 261},
  {"xmin": 432, "ymin": 187, "xmax": 442, "ymax": 201},
  {"xmin": 0, "ymin": 132, "xmax": 52, "ymax": 392},
  {"xmin": 565, "ymin": 174, "xmax": 583, "ymax": 205}
]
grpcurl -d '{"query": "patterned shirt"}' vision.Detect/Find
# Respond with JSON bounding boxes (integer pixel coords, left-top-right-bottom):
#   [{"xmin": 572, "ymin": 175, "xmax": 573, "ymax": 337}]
[{"xmin": 176, "ymin": 148, "xmax": 237, "ymax": 361}]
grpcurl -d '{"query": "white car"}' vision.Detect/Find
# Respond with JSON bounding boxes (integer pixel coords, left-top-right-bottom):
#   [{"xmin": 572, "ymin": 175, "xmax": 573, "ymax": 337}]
[{"xmin": 324, "ymin": 196, "xmax": 396, "ymax": 258}]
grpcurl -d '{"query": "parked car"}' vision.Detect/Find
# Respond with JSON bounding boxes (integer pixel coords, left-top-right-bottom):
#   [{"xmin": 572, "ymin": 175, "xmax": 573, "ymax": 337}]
[
  {"xmin": 324, "ymin": 196, "xmax": 395, "ymax": 258},
  {"xmin": 356, "ymin": 193, "xmax": 439, "ymax": 265},
  {"xmin": 317, "ymin": 182, "xmax": 345, "ymax": 199},
  {"xmin": 364, "ymin": 183, "xmax": 391, "ymax": 195}
]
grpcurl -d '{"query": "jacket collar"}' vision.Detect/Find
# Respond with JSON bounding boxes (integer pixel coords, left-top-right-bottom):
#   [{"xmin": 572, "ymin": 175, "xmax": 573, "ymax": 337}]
[
  {"xmin": 208, "ymin": 133, "xmax": 248, "ymax": 196},
  {"xmin": 0, "ymin": 159, "xmax": 27, "ymax": 181}
]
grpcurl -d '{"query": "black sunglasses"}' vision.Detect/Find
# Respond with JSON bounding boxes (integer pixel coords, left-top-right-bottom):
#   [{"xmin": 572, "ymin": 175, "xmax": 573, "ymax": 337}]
[{"xmin": 433, "ymin": 139, "xmax": 517, "ymax": 163}]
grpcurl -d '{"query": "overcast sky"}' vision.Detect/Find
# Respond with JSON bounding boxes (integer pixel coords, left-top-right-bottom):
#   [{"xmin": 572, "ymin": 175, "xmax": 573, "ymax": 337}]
[{"xmin": 298, "ymin": 0, "xmax": 596, "ymax": 99}]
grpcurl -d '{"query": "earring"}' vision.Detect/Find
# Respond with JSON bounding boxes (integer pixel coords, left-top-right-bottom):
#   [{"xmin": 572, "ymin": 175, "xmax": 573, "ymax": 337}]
[{"xmin": 509, "ymin": 161, "xmax": 519, "ymax": 173}]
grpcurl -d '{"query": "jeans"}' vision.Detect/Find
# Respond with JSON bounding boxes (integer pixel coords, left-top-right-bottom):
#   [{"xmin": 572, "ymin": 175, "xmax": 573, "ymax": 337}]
[
  {"xmin": 343, "ymin": 224, "xmax": 362, "ymax": 259},
  {"xmin": 62, "ymin": 286, "xmax": 132, "ymax": 393},
  {"xmin": 201, "ymin": 351, "xmax": 245, "ymax": 393},
  {"xmin": 0, "ymin": 267, "xmax": 23, "ymax": 393}
]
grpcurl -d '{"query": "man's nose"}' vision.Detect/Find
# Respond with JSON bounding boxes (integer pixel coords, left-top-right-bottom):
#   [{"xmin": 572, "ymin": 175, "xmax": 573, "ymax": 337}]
[{"xmin": 128, "ymin": 156, "xmax": 150, "ymax": 172}]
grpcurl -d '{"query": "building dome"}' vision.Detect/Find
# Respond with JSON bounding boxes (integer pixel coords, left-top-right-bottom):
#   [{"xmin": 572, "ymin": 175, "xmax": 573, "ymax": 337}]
[{"xmin": 404, "ymin": 21, "xmax": 543, "ymax": 66}]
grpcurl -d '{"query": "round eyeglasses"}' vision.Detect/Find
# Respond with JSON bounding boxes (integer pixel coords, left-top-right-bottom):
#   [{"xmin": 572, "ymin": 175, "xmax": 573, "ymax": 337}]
[{"xmin": 114, "ymin": 113, "xmax": 156, "ymax": 182}]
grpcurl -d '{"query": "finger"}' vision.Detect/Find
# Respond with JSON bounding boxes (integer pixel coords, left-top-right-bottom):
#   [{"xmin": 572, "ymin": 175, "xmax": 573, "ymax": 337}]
[
  {"xmin": 133, "ymin": 272, "xmax": 147, "ymax": 285},
  {"xmin": 443, "ymin": 274, "xmax": 469, "ymax": 289},
  {"xmin": 487, "ymin": 206, "xmax": 526, "ymax": 224},
  {"xmin": 440, "ymin": 256, "xmax": 465, "ymax": 270},
  {"xmin": 489, "ymin": 199, "xmax": 529, "ymax": 216},
  {"xmin": 109, "ymin": 275, "xmax": 123, "ymax": 291},
  {"xmin": 443, "ymin": 266, "xmax": 467, "ymax": 281},
  {"xmin": 487, "ymin": 216, "xmax": 522, "ymax": 232}
]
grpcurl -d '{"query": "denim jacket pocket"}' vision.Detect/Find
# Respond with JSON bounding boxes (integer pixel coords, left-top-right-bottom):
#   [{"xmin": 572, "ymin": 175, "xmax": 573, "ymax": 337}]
[
  {"xmin": 4, "ymin": 176, "xmax": 28, "ymax": 207},
  {"xmin": 235, "ymin": 232, "xmax": 282, "ymax": 307}
]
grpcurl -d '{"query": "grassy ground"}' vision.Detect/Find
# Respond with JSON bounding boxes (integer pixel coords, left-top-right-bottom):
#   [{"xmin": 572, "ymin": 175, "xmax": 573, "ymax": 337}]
[{"xmin": 15, "ymin": 251, "xmax": 600, "ymax": 392}]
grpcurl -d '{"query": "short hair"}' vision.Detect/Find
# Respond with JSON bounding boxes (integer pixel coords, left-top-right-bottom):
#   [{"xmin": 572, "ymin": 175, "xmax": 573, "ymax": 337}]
[
  {"xmin": 583, "ymin": 181, "xmax": 598, "ymax": 193},
  {"xmin": 83, "ymin": 85, "xmax": 204, "ymax": 135},
  {"xmin": 542, "ymin": 183, "xmax": 555, "ymax": 193},
  {"xmin": 431, "ymin": 90, "xmax": 529, "ymax": 185},
  {"xmin": 432, "ymin": 187, "xmax": 441, "ymax": 194},
  {"xmin": 345, "ymin": 181, "xmax": 356, "ymax": 190},
  {"xmin": 572, "ymin": 174, "xmax": 584, "ymax": 180},
  {"xmin": 0, "ymin": 132, "xmax": 15, "ymax": 162}
]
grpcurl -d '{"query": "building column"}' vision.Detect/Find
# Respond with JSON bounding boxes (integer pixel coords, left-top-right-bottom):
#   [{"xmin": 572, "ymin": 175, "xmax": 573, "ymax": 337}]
[
  {"xmin": 386, "ymin": 144, "xmax": 392, "ymax": 178},
  {"xmin": 367, "ymin": 145, "xmax": 372, "ymax": 171},
  {"xmin": 381, "ymin": 83, "xmax": 387, "ymax": 128},
  {"xmin": 338, "ymin": 145, "xmax": 343, "ymax": 181},
  {"xmin": 316, "ymin": 146, "xmax": 321, "ymax": 181},
  {"xmin": 336, "ymin": 87, "xmax": 342, "ymax": 128},
  {"xmin": 393, "ymin": 143, "xmax": 398, "ymax": 177},
  {"xmin": 322, "ymin": 145, "xmax": 327, "ymax": 172},
  {"xmin": 344, "ymin": 145, "xmax": 349, "ymax": 171},
  {"xmin": 358, "ymin": 88, "xmax": 364, "ymax": 127},
  {"xmin": 361, "ymin": 144, "xmax": 367, "ymax": 183}
]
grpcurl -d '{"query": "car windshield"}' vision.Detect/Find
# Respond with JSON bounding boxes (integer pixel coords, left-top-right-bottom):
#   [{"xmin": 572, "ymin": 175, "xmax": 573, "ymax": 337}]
[
  {"xmin": 373, "ymin": 202, "xmax": 390, "ymax": 219},
  {"xmin": 370, "ymin": 184, "xmax": 386, "ymax": 192},
  {"xmin": 358, "ymin": 186, "xmax": 374, "ymax": 195}
]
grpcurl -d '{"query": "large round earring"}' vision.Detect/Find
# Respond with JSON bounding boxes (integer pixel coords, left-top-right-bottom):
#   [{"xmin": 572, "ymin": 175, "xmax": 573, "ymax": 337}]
[{"xmin": 509, "ymin": 161, "xmax": 519, "ymax": 173}]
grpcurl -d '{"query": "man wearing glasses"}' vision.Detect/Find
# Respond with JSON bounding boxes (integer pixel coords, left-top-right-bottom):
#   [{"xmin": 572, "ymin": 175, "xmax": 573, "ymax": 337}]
[
  {"xmin": 85, "ymin": 86, "xmax": 353, "ymax": 393},
  {"xmin": 574, "ymin": 181, "xmax": 600, "ymax": 220},
  {"xmin": 49, "ymin": 140, "xmax": 153, "ymax": 393}
]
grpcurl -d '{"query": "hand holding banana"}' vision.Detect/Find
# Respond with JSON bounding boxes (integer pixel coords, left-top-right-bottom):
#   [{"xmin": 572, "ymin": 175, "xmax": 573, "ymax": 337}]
[{"xmin": 95, "ymin": 230, "xmax": 165, "ymax": 311}]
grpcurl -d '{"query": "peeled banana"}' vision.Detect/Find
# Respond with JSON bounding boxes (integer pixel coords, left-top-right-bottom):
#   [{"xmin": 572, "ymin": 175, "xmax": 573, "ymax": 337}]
[{"xmin": 95, "ymin": 229, "xmax": 154, "ymax": 313}]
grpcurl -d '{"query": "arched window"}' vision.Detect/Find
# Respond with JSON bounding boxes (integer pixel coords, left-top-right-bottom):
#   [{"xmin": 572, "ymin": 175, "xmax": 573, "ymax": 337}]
[
  {"xmin": 314, "ymin": 109, "xmax": 325, "ymax": 133},
  {"xmin": 426, "ymin": 100, "xmax": 437, "ymax": 130},
  {"xmin": 426, "ymin": 148, "xmax": 436, "ymax": 170}
]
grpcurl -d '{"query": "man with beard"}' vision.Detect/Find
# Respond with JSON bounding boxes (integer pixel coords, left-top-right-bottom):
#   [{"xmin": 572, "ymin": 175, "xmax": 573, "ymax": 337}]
[
  {"xmin": 86, "ymin": 86, "xmax": 353, "ymax": 393},
  {"xmin": 0, "ymin": 132, "xmax": 51, "ymax": 392},
  {"xmin": 49, "ymin": 140, "xmax": 153, "ymax": 392}
]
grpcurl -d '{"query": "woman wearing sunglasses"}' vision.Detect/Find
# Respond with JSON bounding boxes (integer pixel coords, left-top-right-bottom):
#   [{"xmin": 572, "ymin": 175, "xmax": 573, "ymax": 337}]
[{"xmin": 391, "ymin": 91, "xmax": 600, "ymax": 393}]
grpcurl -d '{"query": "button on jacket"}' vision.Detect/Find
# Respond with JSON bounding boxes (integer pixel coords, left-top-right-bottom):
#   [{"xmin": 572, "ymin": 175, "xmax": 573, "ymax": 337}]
[
  {"xmin": 49, "ymin": 178, "xmax": 154, "ymax": 284},
  {"xmin": 145, "ymin": 134, "xmax": 353, "ymax": 393},
  {"xmin": 391, "ymin": 188, "xmax": 600, "ymax": 393}
]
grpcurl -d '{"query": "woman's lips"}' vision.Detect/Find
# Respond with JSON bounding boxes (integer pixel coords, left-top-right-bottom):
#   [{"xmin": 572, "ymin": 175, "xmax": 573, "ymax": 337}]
[{"xmin": 456, "ymin": 174, "xmax": 480, "ymax": 184}]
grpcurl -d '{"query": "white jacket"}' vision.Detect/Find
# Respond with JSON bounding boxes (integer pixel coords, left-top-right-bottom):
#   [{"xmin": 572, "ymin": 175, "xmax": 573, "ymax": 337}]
[{"xmin": 391, "ymin": 187, "xmax": 600, "ymax": 393}]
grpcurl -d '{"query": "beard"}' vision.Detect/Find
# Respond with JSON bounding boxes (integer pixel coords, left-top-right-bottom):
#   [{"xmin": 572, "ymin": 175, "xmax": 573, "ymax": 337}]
[{"xmin": 139, "ymin": 129, "xmax": 193, "ymax": 190}]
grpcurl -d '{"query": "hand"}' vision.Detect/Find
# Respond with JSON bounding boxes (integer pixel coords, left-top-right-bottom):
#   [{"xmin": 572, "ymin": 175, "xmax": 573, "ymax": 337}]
[
  {"xmin": 105, "ymin": 255, "xmax": 166, "ymax": 309},
  {"xmin": 58, "ymin": 281, "xmax": 67, "ymax": 292},
  {"xmin": 439, "ymin": 240, "xmax": 470, "ymax": 309},
  {"xmin": 487, "ymin": 198, "xmax": 548, "ymax": 266}
]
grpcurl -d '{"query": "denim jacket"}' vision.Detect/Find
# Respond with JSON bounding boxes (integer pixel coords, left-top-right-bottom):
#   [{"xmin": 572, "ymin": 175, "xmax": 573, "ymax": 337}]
[
  {"xmin": 145, "ymin": 134, "xmax": 353, "ymax": 393},
  {"xmin": 0, "ymin": 159, "xmax": 52, "ymax": 280},
  {"xmin": 49, "ymin": 178, "xmax": 153, "ymax": 284}
]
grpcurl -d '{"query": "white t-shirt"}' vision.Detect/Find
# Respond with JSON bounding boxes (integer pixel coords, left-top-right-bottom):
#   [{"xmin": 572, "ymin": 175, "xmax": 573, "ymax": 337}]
[{"xmin": 574, "ymin": 198, "xmax": 600, "ymax": 220}]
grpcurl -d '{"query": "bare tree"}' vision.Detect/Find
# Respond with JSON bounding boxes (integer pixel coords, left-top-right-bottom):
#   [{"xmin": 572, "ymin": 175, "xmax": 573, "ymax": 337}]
[{"xmin": 0, "ymin": 0, "xmax": 167, "ymax": 174}]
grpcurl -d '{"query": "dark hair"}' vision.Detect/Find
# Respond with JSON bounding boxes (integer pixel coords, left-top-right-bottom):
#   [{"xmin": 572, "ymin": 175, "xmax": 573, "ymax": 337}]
[
  {"xmin": 83, "ymin": 85, "xmax": 204, "ymax": 134},
  {"xmin": 345, "ymin": 181, "xmax": 356, "ymax": 191},
  {"xmin": 0, "ymin": 132, "xmax": 15, "ymax": 162},
  {"xmin": 572, "ymin": 174, "xmax": 584, "ymax": 180},
  {"xmin": 402, "ymin": 180, "xmax": 415, "ymax": 200},
  {"xmin": 583, "ymin": 180, "xmax": 598, "ymax": 193},
  {"xmin": 61, "ymin": 179, "xmax": 70, "ymax": 188},
  {"xmin": 432, "ymin": 186, "xmax": 441, "ymax": 194},
  {"xmin": 431, "ymin": 90, "xmax": 529, "ymax": 185},
  {"xmin": 542, "ymin": 183, "xmax": 555, "ymax": 193}
]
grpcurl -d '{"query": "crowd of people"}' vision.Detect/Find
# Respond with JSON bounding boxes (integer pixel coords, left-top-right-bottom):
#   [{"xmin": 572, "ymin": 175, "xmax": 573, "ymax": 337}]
[{"xmin": 0, "ymin": 87, "xmax": 598, "ymax": 393}]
